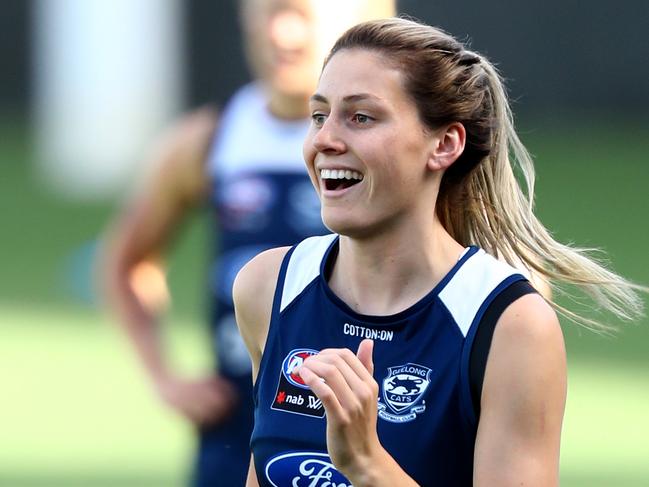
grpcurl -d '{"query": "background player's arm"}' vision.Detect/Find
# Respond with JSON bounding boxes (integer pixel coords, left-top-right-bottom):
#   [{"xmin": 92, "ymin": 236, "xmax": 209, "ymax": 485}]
[
  {"xmin": 233, "ymin": 247, "xmax": 289, "ymax": 487},
  {"xmin": 473, "ymin": 293, "xmax": 566, "ymax": 486},
  {"xmin": 101, "ymin": 107, "xmax": 237, "ymax": 425}
]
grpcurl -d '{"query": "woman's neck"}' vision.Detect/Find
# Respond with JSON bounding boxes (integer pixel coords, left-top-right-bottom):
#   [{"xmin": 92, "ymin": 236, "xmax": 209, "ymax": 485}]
[
  {"xmin": 328, "ymin": 217, "xmax": 464, "ymax": 316},
  {"xmin": 266, "ymin": 91, "xmax": 310, "ymax": 120}
]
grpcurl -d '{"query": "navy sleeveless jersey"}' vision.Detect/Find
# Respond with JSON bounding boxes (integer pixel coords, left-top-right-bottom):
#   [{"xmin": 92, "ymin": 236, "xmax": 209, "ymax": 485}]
[
  {"xmin": 251, "ymin": 234, "xmax": 527, "ymax": 486},
  {"xmin": 207, "ymin": 83, "xmax": 328, "ymax": 381}
]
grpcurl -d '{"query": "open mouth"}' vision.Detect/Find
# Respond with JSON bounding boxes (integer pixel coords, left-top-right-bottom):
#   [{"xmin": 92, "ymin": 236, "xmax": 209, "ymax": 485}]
[{"xmin": 320, "ymin": 169, "xmax": 363, "ymax": 191}]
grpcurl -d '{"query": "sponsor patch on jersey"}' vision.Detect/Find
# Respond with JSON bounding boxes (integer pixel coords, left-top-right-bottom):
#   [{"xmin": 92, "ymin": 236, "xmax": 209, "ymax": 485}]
[
  {"xmin": 343, "ymin": 322, "xmax": 394, "ymax": 341},
  {"xmin": 265, "ymin": 451, "xmax": 352, "ymax": 487},
  {"xmin": 271, "ymin": 349, "xmax": 325, "ymax": 418},
  {"xmin": 282, "ymin": 349, "xmax": 317, "ymax": 389},
  {"xmin": 378, "ymin": 362, "xmax": 433, "ymax": 423}
]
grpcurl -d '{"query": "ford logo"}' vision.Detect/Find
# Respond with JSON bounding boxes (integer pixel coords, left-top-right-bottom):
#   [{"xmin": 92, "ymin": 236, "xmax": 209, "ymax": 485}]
[{"xmin": 265, "ymin": 451, "xmax": 352, "ymax": 487}]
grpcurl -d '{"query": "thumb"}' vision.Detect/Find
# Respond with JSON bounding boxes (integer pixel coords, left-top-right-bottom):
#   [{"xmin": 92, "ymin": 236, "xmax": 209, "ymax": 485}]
[{"xmin": 356, "ymin": 339, "xmax": 374, "ymax": 375}]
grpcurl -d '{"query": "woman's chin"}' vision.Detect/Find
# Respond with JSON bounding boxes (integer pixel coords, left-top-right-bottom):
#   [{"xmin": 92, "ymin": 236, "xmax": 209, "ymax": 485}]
[
  {"xmin": 321, "ymin": 214, "xmax": 358, "ymax": 237},
  {"xmin": 322, "ymin": 213, "xmax": 382, "ymax": 239}
]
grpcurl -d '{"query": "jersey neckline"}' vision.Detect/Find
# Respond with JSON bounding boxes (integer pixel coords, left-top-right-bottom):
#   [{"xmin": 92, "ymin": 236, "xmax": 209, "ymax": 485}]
[{"xmin": 317, "ymin": 236, "xmax": 480, "ymax": 325}]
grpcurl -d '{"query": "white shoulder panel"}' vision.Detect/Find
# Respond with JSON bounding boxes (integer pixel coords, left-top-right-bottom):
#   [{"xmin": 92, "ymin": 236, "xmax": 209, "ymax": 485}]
[
  {"xmin": 280, "ymin": 234, "xmax": 337, "ymax": 312},
  {"xmin": 439, "ymin": 249, "xmax": 523, "ymax": 337}
]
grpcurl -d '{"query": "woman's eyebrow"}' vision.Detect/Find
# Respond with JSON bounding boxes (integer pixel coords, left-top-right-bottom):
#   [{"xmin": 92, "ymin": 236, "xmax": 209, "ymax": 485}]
[
  {"xmin": 310, "ymin": 93, "xmax": 328, "ymax": 104},
  {"xmin": 310, "ymin": 93, "xmax": 382, "ymax": 104}
]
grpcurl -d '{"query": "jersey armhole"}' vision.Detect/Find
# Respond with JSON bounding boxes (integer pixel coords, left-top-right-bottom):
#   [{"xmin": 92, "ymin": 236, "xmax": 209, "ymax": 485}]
[
  {"xmin": 251, "ymin": 245, "xmax": 297, "ymax": 402},
  {"xmin": 469, "ymin": 280, "xmax": 538, "ymax": 418}
]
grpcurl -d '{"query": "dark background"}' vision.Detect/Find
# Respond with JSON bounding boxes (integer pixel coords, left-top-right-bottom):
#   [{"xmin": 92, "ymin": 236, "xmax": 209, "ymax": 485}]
[{"xmin": 3, "ymin": 1, "xmax": 649, "ymax": 118}]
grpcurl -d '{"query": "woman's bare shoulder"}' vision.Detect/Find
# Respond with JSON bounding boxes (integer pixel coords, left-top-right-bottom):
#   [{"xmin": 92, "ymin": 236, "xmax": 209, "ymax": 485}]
[
  {"xmin": 232, "ymin": 247, "xmax": 291, "ymax": 366},
  {"xmin": 474, "ymin": 293, "xmax": 566, "ymax": 484},
  {"xmin": 494, "ymin": 293, "xmax": 563, "ymax": 350}
]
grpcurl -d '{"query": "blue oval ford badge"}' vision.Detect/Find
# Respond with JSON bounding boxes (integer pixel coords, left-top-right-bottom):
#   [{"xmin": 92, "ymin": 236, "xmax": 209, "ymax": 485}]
[{"xmin": 265, "ymin": 451, "xmax": 352, "ymax": 487}]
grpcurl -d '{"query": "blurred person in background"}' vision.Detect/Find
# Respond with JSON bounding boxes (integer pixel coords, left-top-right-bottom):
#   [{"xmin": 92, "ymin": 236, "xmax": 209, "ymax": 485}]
[{"xmin": 101, "ymin": 0, "xmax": 395, "ymax": 485}]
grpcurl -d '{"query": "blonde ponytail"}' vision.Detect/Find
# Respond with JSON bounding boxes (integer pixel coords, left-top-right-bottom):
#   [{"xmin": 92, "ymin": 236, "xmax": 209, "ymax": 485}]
[{"xmin": 455, "ymin": 57, "xmax": 645, "ymax": 331}]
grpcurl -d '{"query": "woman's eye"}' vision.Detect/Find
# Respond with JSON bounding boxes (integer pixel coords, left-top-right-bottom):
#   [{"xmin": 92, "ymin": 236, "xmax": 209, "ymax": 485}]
[
  {"xmin": 352, "ymin": 113, "xmax": 372, "ymax": 124},
  {"xmin": 312, "ymin": 113, "xmax": 327, "ymax": 126}
]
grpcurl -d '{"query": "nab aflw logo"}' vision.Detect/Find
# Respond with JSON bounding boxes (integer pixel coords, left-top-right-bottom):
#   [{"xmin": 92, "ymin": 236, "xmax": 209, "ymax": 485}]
[
  {"xmin": 265, "ymin": 452, "xmax": 352, "ymax": 487},
  {"xmin": 272, "ymin": 348, "xmax": 325, "ymax": 418},
  {"xmin": 308, "ymin": 396, "xmax": 323, "ymax": 409}
]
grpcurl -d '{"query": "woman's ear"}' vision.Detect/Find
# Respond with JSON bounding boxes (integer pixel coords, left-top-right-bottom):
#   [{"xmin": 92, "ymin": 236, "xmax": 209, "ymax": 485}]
[{"xmin": 427, "ymin": 122, "xmax": 466, "ymax": 172}]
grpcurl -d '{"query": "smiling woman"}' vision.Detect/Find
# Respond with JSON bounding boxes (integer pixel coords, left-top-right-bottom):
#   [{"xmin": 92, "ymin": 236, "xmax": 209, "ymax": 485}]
[
  {"xmin": 304, "ymin": 48, "xmax": 443, "ymax": 239},
  {"xmin": 233, "ymin": 17, "xmax": 646, "ymax": 487}
]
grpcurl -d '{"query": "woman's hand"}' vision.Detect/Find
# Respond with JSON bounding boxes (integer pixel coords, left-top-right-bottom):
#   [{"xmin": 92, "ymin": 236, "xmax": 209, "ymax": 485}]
[
  {"xmin": 155, "ymin": 372, "xmax": 239, "ymax": 426},
  {"xmin": 297, "ymin": 339, "xmax": 383, "ymax": 480}
]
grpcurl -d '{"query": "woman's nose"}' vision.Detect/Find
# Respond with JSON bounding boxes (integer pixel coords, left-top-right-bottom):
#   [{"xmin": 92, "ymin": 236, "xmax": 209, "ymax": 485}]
[{"xmin": 311, "ymin": 118, "xmax": 346, "ymax": 154}]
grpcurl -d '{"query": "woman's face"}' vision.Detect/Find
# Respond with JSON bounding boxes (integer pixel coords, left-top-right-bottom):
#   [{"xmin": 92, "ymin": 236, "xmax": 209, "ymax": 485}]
[
  {"xmin": 242, "ymin": 0, "xmax": 393, "ymax": 102},
  {"xmin": 242, "ymin": 0, "xmax": 319, "ymax": 99},
  {"xmin": 303, "ymin": 48, "xmax": 439, "ymax": 237}
]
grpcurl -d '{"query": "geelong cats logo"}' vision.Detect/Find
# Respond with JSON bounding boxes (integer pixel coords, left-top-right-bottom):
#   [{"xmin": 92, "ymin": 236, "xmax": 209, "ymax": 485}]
[
  {"xmin": 378, "ymin": 363, "xmax": 433, "ymax": 423},
  {"xmin": 265, "ymin": 452, "xmax": 352, "ymax": 487}
]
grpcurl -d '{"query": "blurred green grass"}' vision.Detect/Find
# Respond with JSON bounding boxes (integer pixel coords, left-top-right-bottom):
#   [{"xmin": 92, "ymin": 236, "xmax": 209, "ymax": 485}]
[{"xmin": 0, "ymin": 120, "xmax": 647, "ymax": 486}]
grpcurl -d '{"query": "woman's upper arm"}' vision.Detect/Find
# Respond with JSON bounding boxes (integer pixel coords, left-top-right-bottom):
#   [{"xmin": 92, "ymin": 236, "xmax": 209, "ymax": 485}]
[
  {"xmin": 102, "ymin": 107, "xmax": 217, "ymax": 269},
  {"xmin": 232, "ymin": 246, "xmax": 290, "ymax": 382},
  {"xmin": 473, "ymin": 293, "xmax": 567, "ymax": 487}
]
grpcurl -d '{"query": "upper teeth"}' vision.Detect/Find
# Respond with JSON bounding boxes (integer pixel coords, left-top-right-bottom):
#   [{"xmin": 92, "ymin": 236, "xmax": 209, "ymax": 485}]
[{"xmin": 320, "ymin": 169, "xmax": 363, "ymax": 180}]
